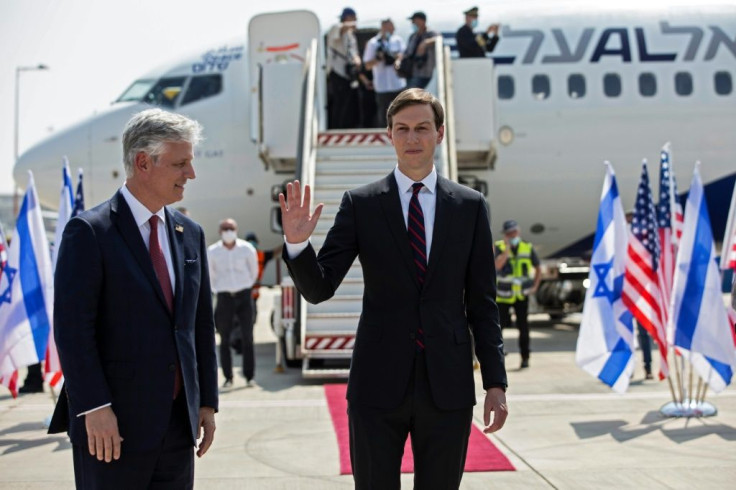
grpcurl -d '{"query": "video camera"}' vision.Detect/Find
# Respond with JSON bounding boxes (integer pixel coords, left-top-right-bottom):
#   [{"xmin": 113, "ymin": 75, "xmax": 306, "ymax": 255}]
[{"xmin": 375, "ymin": 42, "xmax": 396, "ymax": 66}]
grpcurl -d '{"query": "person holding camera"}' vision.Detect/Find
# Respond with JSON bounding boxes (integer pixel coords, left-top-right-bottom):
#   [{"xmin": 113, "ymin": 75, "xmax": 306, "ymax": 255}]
[
  {"xmin": 363, "ymin": 18, "xmax": 406, "ymax": 127},
  {"xmin": 401, "ymin": 12, "xmax": 439, "ymax": 89},
  {"xmin": 327, "ymin": 7, "xmax": 362, "ymax": 129}
]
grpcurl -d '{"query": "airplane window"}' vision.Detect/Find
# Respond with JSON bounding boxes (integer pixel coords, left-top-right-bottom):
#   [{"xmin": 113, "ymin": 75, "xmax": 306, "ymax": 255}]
[
  {"xmin": 532, "ymin": 75, "xmax": 550, "ymax": 100},
  {"xmin": 182, "ymin": 75, "xmax": 223, "ymax": 105},
  {"xmin": 715, "ymin": 71, "xmax": 733, "ymax": 96},
  {"xmin": 675, "ymin": 72, "xmax": 693, "ymax": 96},
  {"xmin": 498, "ymin": 75, "xmax": 515, "ymax": 100},
  {"xmin": 142, "ymin": 77, "xmax": 187, "ymax": 108},
  {"xmin": 568, "ymin": 74, "xmax": 586, "ymax": 99},
  {"xmin": 116, "ymin": 80, "xmax": 156, "ymax": 102},
  {"xmin": 639, "ymin": 73, "xmax": 656, "ymax": 97},
  {"xmin": 603, "ymin": 74, "xmax": 622, "ymax": 97}
]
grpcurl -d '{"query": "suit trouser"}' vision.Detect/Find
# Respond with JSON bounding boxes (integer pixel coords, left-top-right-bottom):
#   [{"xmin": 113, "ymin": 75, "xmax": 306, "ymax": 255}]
[
  {"xmin": 499, "ymin": 299, "xmax": 530, "ymax": 360},
  {"xmin": 348, "ymin": 352, "xmax": 473, "ymax": 490},
  {"xmin": 72, "ymin": 394, "xmax": 193, "ymax": 490},
  {"xmin": 215, "ymin": 289, "xmax": 254, "ymax": 380}
]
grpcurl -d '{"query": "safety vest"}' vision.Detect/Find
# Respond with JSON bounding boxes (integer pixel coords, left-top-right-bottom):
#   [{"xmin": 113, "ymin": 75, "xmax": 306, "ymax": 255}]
[{"xmin": 495, "ymin": 240, "xmax": 534, "ymax": 304}]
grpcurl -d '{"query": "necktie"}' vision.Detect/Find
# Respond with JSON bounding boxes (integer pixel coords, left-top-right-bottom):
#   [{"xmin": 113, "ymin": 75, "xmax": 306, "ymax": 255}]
[
  {"xmin": 408, "ymin": 183, "xmax": 426, "ymax": 351},
  {"xmin": 149, "ymin": 215, "xmax": 181, "ymax": 398}
]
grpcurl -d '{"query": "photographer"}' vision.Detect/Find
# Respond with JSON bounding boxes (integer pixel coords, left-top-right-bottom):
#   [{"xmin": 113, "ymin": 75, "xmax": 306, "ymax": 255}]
[
  {"xmin": 363, "ymin": 18, "xmax": 406, "ymax": 127},
  {"xmin": 402, "ymin": 11, "xmax": 439, "ymax": 89},
  {"xmin": 327, "ymin": 7, "xmax": 362, "ymax": 129}
]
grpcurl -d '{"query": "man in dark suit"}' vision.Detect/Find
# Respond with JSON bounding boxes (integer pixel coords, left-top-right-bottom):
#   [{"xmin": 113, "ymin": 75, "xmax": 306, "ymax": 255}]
[
  {"xmin": 279, "ymin": 89, "xmax": 508, "ymax": 489},
  {"xmin": 456, "ymin": 6, "xmax": 501, "ymax": 58},
  {"xmin": 49, "ymin": 108, "xmax": 218, "ymax": 489}
]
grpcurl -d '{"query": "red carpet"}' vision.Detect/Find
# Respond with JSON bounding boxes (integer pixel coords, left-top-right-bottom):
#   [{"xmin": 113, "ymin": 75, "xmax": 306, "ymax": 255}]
[{"xmin": 324, "ymin": 384, "xmax": 515, "ymax": 475}]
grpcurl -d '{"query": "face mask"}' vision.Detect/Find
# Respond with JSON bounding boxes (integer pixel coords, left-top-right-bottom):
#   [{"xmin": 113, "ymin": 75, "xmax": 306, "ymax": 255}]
[
  {"xmin": 510, "ymin": 236, "xmax": 521, "ymax": 247},
  {"xmin": 471, "ymin": 19, "xmax": 478, "ymax": 29},
  {"xmin": 221, "ymin": 230, "xmax": 237, "ymax": 244},
  {"xmin": 411, "ymin": 24, "xmax": 419, "ymax": 33}
]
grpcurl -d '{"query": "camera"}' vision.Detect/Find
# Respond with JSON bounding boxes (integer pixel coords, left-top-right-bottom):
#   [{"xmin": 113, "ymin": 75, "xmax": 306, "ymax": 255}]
[
  {"xmin": 376, "ymin": 43, "xmax": 396, "ymax": 66},
  {"xmin": 345, "ymin": 61, "xmax": 360, "ymax": 88}
]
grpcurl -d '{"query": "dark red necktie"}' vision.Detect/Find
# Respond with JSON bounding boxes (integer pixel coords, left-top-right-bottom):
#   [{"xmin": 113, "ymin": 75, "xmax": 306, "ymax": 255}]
[
  {"xmin": 408, "ymin": 183, "xmax": 426, "ymax": 351},
  {"xmin": 149, "ymin": 215, "xmax": 181, "ymax": 398}
]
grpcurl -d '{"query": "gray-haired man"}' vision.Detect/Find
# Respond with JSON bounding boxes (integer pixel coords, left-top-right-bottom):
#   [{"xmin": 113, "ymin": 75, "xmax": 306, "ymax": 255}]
[{"xmin": 49, "ymin": 108, "xmax": 218, "ymax": 489}]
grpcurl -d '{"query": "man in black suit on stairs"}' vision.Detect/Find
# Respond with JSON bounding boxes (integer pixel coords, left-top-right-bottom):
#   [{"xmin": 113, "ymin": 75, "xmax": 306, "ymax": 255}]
[{"xmin": 280, "ymin": 88, "xmax": 508, "ymax": 489}]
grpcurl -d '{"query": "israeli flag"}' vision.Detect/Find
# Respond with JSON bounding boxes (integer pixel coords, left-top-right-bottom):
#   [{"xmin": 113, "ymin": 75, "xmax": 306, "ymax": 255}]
[
  {"xmin": 52, "ymin": 158, "xmax": 74, "ymax": 272},
  {"xmin": 670, "ymin": 164, "xmax": 735, "ymax": 393},
  {"xmin": 576, "ymin": 163, "xmax": 634, "ymax": 393},
  {"xmin": 0, "ymin": 172, "xmax": 54, "ymax": 380}
]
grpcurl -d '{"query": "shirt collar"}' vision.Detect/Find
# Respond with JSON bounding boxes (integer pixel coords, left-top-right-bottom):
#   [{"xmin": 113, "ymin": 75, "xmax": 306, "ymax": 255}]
[
  {"xmin": 393, "ymin": 166, "xmax": 437, "ymax": 194},
  {"xmin": 121, "ymin": 184, "xmax": 166, "ymax": 227}
]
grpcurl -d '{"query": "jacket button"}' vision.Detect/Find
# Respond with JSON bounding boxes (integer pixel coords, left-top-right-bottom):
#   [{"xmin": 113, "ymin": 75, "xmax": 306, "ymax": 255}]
[
  {"xmin": 409, "ymin": 333, "xmax": 416, "ymax": 340},
  {"xmin": 168, "ymin": 363, "xmax": 176, "ymax": 372}
]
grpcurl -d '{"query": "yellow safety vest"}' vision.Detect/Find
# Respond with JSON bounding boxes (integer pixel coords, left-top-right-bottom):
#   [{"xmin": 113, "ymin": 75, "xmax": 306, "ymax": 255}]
[{"xmin": 495, "ymin": 240, "xmax": 534, "ymax": 304}]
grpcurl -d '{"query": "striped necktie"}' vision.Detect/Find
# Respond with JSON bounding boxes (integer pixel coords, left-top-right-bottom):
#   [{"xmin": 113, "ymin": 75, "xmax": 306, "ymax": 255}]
[{"xmin": 408, "ymin": 182, "xmax": 426, "ymax": 351}]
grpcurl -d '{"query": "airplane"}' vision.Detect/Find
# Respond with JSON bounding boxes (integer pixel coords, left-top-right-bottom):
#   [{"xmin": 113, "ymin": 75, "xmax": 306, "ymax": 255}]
[{"xmin": 13, "ymin": 2, "xmax": 736, "ymax": 282}]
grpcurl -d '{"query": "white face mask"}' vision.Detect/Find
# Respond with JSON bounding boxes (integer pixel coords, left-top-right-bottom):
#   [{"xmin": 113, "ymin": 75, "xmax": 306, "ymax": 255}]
[
  {"xmin": 221, "ymin": 230, "xmax": 237, "ymax": 244},
  {"xmin": 471, "ymin": 19, "xmax": 478, "ymax": 29},
  {"xmin": 510, "ymin": 236, "xmax": 521, "ymax": 247}
]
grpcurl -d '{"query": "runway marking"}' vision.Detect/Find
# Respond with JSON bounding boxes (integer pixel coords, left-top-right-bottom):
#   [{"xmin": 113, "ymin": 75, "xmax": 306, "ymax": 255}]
[
  {"xmin": 4, "ymin": 391, "xmax": 733, "ymax": 412},
  {"xmin": 497, "ymin": 391, "xmax": 736, "ymax": 403}
]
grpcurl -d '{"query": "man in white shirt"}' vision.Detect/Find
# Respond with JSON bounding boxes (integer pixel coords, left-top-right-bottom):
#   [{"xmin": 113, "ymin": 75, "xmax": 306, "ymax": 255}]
[
  {"xmin": 364, "ymin": 18, "xmax": 407, "ymax": 127},
  {"xmin": 207, "ymin": 218, "xmax": 259, "ymax": 387}
]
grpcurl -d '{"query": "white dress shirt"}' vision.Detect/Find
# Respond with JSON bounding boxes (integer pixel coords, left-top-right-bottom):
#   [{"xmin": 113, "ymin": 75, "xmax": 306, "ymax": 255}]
[
  {"xmin": 80, "ymin": 184, "xmax": 176, "ymax": 417},
  {"xmin": 207, "ymin": 239, "xmax": 259, "ymax": 293},
  {"xmin": 285, "ymin": 166, "xmax": 438, "ymax": 259}
]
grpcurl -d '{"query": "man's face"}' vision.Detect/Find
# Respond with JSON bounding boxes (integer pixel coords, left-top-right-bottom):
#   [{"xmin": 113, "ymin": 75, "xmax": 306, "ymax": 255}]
[
  {"xmin": 142, "ymin": 141, "xmax": 195, "ymax": 208},
  {"xmin": 381, "ymin": 21, "xmax": 394, "ymax": 35},
  {"xmin": 388, "ymin": 104, "xmax": 444, "ymax": 177},
  {"xmin": 413, "ymin": 18, "xmax": 425, "ymax": 29},
  {"xmin": 504, "ymin": 229, "xmax": 520, "ymax": 241}
]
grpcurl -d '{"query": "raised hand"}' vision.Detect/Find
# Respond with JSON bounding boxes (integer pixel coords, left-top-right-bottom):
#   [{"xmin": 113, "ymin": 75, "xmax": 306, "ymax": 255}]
[{"xmin": 278, "ymin": 180, "xmax": 324, "ymax": 243}]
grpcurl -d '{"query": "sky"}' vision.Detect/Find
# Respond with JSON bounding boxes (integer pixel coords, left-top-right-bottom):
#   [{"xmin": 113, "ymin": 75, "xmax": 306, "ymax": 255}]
[{"xmin": 0, "ymin": 0, "xmax": 705, "ymax": 196}]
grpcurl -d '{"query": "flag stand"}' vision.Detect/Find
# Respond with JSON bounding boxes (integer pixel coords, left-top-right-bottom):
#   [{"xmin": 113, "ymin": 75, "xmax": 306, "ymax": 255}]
[{"xmin": 660, "ymin": 399, "xmax": 717, "ymax": 417}]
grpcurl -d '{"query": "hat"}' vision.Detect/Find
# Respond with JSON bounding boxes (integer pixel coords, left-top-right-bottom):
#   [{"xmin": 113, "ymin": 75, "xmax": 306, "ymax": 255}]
[
  {"xmin": 340, "ymin": 7, "xmax": 357, "ymax": 21},
  {"xmin": 464, "ymin": 6, "xmax": 479, "ymax": 17},
  {"xmin": 502, "ymin": 220, "xmax": 519, "ymax": 233},
  {"xmin": 245, "ymin": 232, "xmax": 258, "ymax": 243},
  {"xmin": 408, "ymin": 11, "xmax": 427, "ymax": 21}
]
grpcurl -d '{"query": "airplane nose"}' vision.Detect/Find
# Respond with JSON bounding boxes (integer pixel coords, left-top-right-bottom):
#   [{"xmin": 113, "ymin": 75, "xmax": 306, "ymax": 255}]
[{"xmin": 13, "ymin": 131, "xmax": 83, "ymax": 209}]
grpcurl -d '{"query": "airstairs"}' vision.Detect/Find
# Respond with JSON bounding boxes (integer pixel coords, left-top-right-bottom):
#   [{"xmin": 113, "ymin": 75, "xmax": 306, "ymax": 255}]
[
  {"xmin": 249, "ymin": 9, "xmax": 499, "ymax": 377},
  {"xmin": 292, "ymin": 39, "xmax": 457, "ymax": 377}
]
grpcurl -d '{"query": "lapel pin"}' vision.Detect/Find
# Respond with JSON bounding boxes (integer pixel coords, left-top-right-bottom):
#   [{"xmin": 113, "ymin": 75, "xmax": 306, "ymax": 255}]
[{"xmin": 175, "ymin": 224, "xmax": 184, "ymax": 233}]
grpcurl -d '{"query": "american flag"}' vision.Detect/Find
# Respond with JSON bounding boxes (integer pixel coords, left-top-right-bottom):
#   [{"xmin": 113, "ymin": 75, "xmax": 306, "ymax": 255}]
[
  {"xmin": 72, "ymin": 169, "xmax": 84, "ymax": 218},
  {"xmin": 0, "ymin": 223, "xmax": 7, "ymax": 273},
  {"xmin": 657, "ymin": 146, "xmax": 681, "ymax": 309},
  {"xmin": 722, "ymin": 179, "xmax": 736, "ymax": 272},
  {"xmin": 0, "ymin": 224, "xmax": 13, "ymax": 397},
  {"xmin": 622, "ymin": 161, "xmax": 669, "ymax": 379}
]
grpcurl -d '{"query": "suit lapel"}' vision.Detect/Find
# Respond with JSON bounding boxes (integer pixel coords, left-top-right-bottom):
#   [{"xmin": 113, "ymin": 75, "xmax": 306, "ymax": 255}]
[
  {"xmin": 110, "ymin": 191, "xmax": 170, "ymax": 316},
  {"xmin": 378, "ymin": 173, "xmax": 421, "ymax": 290},
  {"xmin": 424, "ymin": 176, "xmax": 456, "ymax": 287},
  {"xmin": 166, "ymin": 208, "xmax": 185, "ymax": 323}
]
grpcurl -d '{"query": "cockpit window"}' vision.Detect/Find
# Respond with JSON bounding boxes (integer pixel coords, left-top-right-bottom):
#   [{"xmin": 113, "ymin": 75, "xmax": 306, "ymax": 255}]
[
  {"xmin": 142, "ymin": 77, "xmax": 187, "ymax": 108},
  {"xmin": 115, "ymin": 77, "xmax": 187, "ymax": 108},
  {"xmin": 116, "ymin": 80, "xmax": 156, "ymax": 102},
  {"xmin": 181, "ymin": 74, "xmax": 223, "ymax": 105}
]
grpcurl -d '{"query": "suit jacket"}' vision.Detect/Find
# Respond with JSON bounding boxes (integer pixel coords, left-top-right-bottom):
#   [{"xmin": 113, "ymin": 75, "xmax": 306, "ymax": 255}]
[
  {"xmin": 284, "ymin": 173, "xmax": 507, "ymax": 411},
  {"xmin": 48, "ymin": 190, "xmax": 218, "ymax": 452},
  {"xmin": 455, "ymin": 24, "xmax": 500, "ymax": 58}
]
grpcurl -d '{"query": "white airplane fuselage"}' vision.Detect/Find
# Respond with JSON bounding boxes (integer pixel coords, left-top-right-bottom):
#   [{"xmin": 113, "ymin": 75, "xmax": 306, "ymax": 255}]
[{"xmin": 13, "ymin": 5, "xmax": 736, "ymax": 257}]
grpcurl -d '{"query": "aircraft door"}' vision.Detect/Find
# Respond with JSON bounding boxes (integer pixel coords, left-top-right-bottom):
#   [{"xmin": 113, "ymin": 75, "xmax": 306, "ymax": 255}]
[
  {"xmin": 248, "ymin": 10, "xmax": 321, "ymax": 170},
  {"xmin": 451, "ymin": 59, "xmax": 497, "ymax": 169}
]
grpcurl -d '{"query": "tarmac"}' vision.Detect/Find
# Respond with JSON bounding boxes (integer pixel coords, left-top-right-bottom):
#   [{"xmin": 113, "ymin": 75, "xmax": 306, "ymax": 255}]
[{"xmin": 1, "ymin": 287, "xmax": 735, "ymax": 489}]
